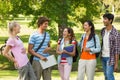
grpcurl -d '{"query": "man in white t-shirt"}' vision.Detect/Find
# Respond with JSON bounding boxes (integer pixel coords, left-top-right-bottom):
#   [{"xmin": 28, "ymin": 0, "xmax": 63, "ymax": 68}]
[{"xmin": 101, "ymin": 13, "xmax": 119, "ymax": 80}]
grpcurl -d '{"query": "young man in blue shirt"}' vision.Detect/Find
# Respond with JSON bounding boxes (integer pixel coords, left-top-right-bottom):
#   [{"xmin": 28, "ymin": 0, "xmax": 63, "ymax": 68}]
[{"xmin": 28, "ymin": 17, "xmax": 51, "ymax": 80}]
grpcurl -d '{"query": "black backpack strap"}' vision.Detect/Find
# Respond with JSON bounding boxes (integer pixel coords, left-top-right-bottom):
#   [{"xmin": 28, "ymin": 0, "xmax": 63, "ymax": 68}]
[
  {"xmin": 35, "ymin": 32, "xmax": 46, "ymax": 52},
  {"xmin": 78, "ymin": 35, "xmax": 83, "ymax": 47},
  {"xmin": 94, "ymin": 35, "xmax": 103, "ymax": 49},
  {"xmin": 93, "ymin": 35, "xmax": 102, "ymax": 58},
  {"xmin": 58, "ymin": 38, "xmax": 63, "ymax": 45},
  {"xmin": 80, "ymin": 36, "xmax": 83, "ymax": 42},
  {"xmin": 93, "ymin": 35, "xmax": 96, "ymax": 48},
  {"xmin": 30, "ymin": 32, "xmax": 46, "ymax": 64}
]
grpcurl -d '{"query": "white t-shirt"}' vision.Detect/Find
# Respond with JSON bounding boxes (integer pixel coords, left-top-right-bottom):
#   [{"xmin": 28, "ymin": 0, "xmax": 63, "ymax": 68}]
[{"xmin": 102, "ymin": 29, "xmax": 111, "ymax": 57}]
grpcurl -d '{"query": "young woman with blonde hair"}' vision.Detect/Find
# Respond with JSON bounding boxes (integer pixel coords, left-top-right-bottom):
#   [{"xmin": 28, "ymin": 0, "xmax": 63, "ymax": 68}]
[{"xmin": 3, "ymin": 21, "xmax": 36, "ymax": 80}]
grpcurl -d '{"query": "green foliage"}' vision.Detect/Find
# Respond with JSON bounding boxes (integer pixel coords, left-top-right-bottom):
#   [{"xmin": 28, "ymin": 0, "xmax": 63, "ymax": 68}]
[
  {"xmin": 0, "ymin": 0, "xmax": 11, "ymax": 27},
  {"xmin": 100, "ymin": 0, "xmax": 120, "ymax": 13},
  {"xmin": 46, "ymin": 21, "xmax": 58, "ymax": 40},
  {"xmin": 71, "ymin": 0, "xmax": 101, "ymax": 24},
  {"xmin": 0, "ymin": 0, "xmax": 102, "ymax": 38}
]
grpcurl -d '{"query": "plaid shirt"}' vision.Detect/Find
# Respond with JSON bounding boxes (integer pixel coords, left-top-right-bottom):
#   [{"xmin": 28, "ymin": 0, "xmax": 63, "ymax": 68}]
[
  {"xmin": 101, "ymin": 26, "xmax": 119, "ymax": 65},
  {"xmin": 118, "ymin": 32, "xmax": 120, "ymax": 53}
]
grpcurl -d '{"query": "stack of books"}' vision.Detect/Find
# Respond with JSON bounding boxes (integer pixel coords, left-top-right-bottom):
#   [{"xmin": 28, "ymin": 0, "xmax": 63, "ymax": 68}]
[{"xmin": 61, "ymin": 44, "xmax": 74, "ymax": 57}]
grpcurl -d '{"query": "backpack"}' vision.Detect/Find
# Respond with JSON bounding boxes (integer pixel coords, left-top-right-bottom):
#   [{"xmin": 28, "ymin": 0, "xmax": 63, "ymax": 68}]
[
  {"xmin": 0, "ymin": 44, "xmax": 6, "ymax": 55},
  {"xmin": 80, "ymin": 35, "xmax": 100, "ymax": 58},
  {"xmin": 0, "ymin": 39, "xmax": 14, "ymax": 57},
  {"xmin": 73, "ymin": 43, "xmax": 79, "ymax": 62},
  {"xmin": 58, "ymin": 38, "xmax": 78, "ymax": 62},
  {"xmin": 0, "ymin": 39, "xmax": 8, "ymax": 55},
  {"xmin": 93, "ymin": 35, "xmax": 100, "ymax": 58}
]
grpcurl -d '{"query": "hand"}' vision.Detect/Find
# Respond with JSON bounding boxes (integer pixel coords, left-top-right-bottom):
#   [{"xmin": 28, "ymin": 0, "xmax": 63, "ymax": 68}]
[
  {"xmin": 59, "ymin": 51, "xmax": 63, "ymax": 54},
  {"xmin": 63, "ymin": 50, "xmax": 68, "ymax": 54},
  {"xmin": 21, "ymin": 48, "xmax": 26, "ymax": 54},
  {"xmin": 83, "ymin": 48, "xmax": 90, "ymax": 52},
  {"xmin": 114, "ymin": 64, "xmax": 118, "ymax": 72},
  {"xmin": 43, "ymin": 47, "xmax": 51, "ymax": 53},
  {"xmin": 40, "ymin": 56, "xmax": 48, "ymax": 61}
]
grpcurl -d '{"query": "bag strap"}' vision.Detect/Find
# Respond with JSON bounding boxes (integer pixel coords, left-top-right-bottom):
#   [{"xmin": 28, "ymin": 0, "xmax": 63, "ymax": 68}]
[
  {"xmin": 35, "ymin": 32, "xmax": 46, "ymax": 52},
  {"xmin": 80, "ymin": 36, "xmax": 83, "ymax": 42},
  {"xmin": 93, "ymin": 35, "xmax": 103, "ymax": 48},
  {"xmin": 93, "ymin": 35, "xmax": 96, "ymax": 48},
  {"xmin": 78, "ymin": 35, "xmax": 83, "ymax": 47}
]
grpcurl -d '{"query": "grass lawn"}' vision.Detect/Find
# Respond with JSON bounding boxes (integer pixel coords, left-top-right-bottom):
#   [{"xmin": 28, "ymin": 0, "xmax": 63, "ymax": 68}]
[{"xmin": 0, "ymin": 70, "xmax": 120, "ymax": 80}]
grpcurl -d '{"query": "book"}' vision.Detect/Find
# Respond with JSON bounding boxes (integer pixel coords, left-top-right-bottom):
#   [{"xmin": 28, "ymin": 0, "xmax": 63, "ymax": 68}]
[
  {"xmin": 39, "ymin": 55, "xmax": 57, "ymax": 69},
  {"xmin": 61, "ymin": 44, "xmax": 74, "ymax": 57}
]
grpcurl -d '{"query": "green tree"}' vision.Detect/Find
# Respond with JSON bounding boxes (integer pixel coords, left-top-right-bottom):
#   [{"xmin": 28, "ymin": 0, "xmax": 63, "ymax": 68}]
[
  {"xmin": 0, "ymin": 0, "xmax": 101, "ymax": 39},
  {"xmin": 101, "ymin": 0, "xmax": 120, "ymax": 14},
  {"xmin": 0, "ymin": 0, "xmax": 11, "ymax": 27},
  {"xmin": 30, "ymin": 0, "xmax": 101, "ymax": 38}
]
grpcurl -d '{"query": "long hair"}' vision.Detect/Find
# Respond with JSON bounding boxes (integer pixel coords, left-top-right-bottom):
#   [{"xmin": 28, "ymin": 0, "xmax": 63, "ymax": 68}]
[
  {"xmin": 85, "ymin": 20, "xmax": 95, "ymax": 41},
  {"xmin": 64, "ymin": 27, "xmax": 75, "ymax": 43}
]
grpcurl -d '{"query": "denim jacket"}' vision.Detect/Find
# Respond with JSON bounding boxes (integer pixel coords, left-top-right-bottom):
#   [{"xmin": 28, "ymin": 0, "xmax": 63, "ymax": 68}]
[
  {"xmin": 79, "ymin": 34, "xmax": 101, "ymax": 54},
  {"xmin": 57, "ymin": 38, "xmax": 73, "ymax": 65}
]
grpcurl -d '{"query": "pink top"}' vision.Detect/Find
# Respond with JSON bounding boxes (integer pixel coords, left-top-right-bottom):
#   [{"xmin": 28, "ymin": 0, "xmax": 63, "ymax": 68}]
[{"xmin": 6, "ymin": 37, "xmax": 29, "ymax": 68}]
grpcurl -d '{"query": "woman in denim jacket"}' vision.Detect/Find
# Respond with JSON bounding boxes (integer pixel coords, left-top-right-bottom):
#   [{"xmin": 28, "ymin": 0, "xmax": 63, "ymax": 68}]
[{"xmin": 77, "ymin": 20, "xmax": 101, "ymax": 80}]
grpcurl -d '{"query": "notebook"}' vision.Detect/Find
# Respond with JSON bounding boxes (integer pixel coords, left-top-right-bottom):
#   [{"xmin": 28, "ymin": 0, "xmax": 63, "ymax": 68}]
[
  {"xmin": 39, "ymin": 55, "xmax": 57, "ymax": 69},
  {"xmin": 61, "ymin": 44, "xmax": 74, "ymax": 57}
]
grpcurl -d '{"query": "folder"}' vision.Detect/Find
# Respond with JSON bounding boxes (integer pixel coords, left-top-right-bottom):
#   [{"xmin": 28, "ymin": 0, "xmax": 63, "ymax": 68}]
[
  {"xmin": 39, "ymin": 55, "xmax": 57, "ymax": 69},
  {"xmin": 61, "ymin": 45, "xmax": 74, "ymax": 57}
]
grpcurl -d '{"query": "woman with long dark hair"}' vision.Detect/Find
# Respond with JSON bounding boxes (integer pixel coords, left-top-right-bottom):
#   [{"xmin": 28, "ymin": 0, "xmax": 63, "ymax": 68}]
[
  {"xmin": 56, "ymin": 27, "xmax": 77, "ymax": 80},
  {"xmin": 77, "ymin": 20, "xmax": 101, "ymax": 80}
]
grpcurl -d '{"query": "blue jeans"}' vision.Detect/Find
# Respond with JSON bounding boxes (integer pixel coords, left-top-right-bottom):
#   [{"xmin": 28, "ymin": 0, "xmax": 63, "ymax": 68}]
[{"xmin": 102, "ymin": 57, "xmax": 115, "ymax": 80}]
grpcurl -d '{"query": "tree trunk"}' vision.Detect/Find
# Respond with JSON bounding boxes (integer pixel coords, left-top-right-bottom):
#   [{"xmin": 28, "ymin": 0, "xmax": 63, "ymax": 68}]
[
  {"xmin": 58, "ymin": 24, "xmax": 66, "ymax": 38},
  {"xmin": 112, "ymin": 4, "xmax": 115, "ymax": 15},
  {"xmin": 57, "ymin": 0, "xmax": 68, "ymax": 38}
]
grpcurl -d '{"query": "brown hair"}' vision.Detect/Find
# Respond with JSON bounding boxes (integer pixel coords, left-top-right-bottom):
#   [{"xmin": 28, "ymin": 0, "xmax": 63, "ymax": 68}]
[
  {"xmin": 37, "ymin": 17, "xmax": 49, "ymax": 27},
  {"xmin": 64, "ymin": 27, "xmax": 75, "ymax": 43}
]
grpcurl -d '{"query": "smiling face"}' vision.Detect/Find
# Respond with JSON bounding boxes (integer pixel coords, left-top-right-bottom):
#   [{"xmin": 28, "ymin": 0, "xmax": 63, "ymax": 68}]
[
  {"xmin": 63, "ymin": 28, "xmax": 70, "ymax": 38},
  {"xmin": 40, "ymin": 21, "xmax": 48, "ymax": 30},
  {"xmin": 9, "ymin": 22, "xmax": 21, "ymax": 34},
  {"xmin": 83, "ymin": 22, "xmax": 91, "ymax": 32},
  {"xmin": 14, "ymin": 24, "xmax": 21, "ymax": 33},
  {"xmin": 103, "ymin": 17, "xmax": 112, "ymax": 26}
]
